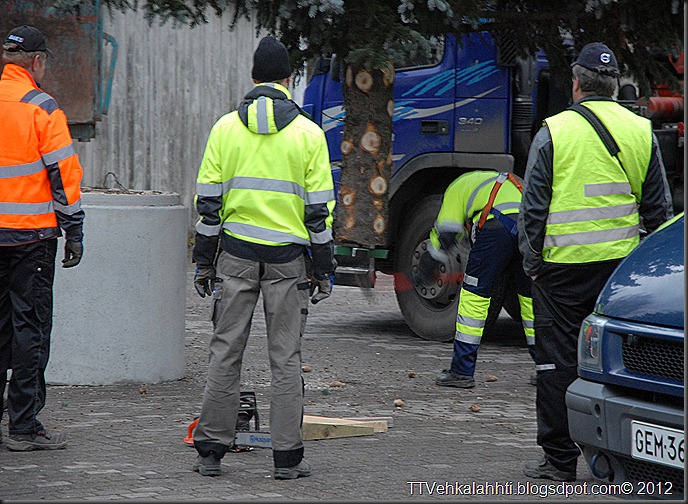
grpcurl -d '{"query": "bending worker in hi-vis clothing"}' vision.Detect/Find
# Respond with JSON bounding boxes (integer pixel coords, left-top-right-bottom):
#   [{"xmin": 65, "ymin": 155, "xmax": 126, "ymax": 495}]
[{"xmin": 417, "ymin": 169, "xmax": 535, "ymax": 388}]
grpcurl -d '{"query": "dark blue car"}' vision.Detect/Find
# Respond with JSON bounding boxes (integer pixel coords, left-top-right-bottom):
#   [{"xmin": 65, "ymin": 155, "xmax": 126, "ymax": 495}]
[{"xmin": 566, "ymin": 213, "xmax": 684, "ymax": 499}]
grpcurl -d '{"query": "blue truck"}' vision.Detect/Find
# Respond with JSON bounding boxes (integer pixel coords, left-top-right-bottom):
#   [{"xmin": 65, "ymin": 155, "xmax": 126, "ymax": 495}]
[
  {"xmin": 302, "ymin": 32, "xmax": 684, "ymax": 342},
  {"xmin": 566, "ymin": 213, "xmax": 684, "ymax": 499}
]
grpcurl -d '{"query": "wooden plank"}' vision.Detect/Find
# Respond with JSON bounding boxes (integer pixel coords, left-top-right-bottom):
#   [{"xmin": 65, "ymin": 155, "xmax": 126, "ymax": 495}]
[
  {"xmin": 303, "ymin": 415, "xmax": 388, "ymax": 433},
  {"xmin": 344, "ymin": 416, "xmax": 394, "ymax": 429},
  {"xmin": 301, "ymin": 421, "xmax": 375, "ymax": 441}
]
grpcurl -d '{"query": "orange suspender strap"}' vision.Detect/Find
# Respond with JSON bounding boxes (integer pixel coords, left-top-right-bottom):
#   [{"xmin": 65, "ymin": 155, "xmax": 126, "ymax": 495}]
[{"xmin": 476, "ymin": 172, "xmax": 523, "ymax": 231}]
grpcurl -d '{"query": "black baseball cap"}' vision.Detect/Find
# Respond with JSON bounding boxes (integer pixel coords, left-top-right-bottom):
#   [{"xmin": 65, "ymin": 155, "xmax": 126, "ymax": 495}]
[
  {"xmin": 571, "ymin": 42, "xmax": 619, "ymax": 76},
  {"xmin": 3, "ymin": 25, "xmax": 53, "ymax": 56}
]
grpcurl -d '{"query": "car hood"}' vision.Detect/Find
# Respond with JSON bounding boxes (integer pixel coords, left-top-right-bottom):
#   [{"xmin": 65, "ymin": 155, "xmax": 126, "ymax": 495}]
[{"xmin": 596, "ymin": 214, "xmax": 684, "ymax": 329}]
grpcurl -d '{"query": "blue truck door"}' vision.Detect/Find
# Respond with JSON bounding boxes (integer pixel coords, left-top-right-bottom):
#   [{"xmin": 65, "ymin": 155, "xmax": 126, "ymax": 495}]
[
  {"xmin": 454, "ymin": 32, "xmax": 511, "ymax": 154},
  {"xmin": 390, "ymin": 35, "xmax": 457, "ymax": 173}
]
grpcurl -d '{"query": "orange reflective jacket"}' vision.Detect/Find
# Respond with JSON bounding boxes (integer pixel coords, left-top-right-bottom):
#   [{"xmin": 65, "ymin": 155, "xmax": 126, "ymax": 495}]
[{"xmin": 0, "ymin": 64, "xmax": 84, "ymax": 245}]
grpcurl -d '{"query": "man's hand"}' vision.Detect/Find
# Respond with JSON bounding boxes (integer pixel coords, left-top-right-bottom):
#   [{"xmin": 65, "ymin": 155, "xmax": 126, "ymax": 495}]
[
  {"xmin": 194, "ymin": 268, "xmax": 216, "ymax": 298},
  {"xmin": 310, "ymin": 274, "xmax": 334, "ymax": 304},
  {"xmin": 62, "ymin": 240, "xmax": 83, "ymax": 268}
]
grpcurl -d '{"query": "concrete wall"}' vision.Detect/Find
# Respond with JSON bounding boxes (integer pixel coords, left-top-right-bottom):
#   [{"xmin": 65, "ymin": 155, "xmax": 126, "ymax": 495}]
[{"xmin": 73, "ymin": 7, "xmax": 262, "ymax": 230}]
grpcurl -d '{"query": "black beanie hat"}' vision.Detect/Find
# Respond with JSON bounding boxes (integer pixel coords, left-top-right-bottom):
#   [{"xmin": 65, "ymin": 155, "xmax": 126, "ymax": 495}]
[{"xmin": 252, "ymin": 36, "xmax": 291, "ymax": 82}]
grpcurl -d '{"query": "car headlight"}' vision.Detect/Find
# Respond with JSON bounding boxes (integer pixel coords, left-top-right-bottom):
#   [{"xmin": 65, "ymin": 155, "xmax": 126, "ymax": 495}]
[{"xmin": 578, "ymin": 314, "xmax": 606, "ymax": 371}]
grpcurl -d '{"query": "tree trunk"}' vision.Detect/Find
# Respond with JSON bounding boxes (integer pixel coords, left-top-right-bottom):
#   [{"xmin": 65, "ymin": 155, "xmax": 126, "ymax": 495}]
[{"xmin": 333, "ymin": 61, "xmax": 395, "ymax": 248}]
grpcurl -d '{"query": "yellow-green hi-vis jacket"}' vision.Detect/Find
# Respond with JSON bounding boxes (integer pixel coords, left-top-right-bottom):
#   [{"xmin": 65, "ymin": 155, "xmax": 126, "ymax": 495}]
[
  {"xmin": 193, "ymin": 83, "xmax": 336, "ymax": 276},
  {"xmin": 543, "ymin": 100, "xmax": 651, "ymax": 264}
]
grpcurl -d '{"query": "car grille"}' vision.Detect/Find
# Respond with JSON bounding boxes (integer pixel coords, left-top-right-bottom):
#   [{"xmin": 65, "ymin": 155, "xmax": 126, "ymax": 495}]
[
  {"xmin": 625, "ymin": 458, "xmax": 685, "ymax": 497},
  {"xmin": 621, "ymin": 335, "xmax": 684, "ymax": 381}
]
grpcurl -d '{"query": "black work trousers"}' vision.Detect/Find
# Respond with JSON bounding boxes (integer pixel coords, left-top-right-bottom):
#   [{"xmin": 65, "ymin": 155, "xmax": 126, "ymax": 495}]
[
  {"xmin": 532, "ymin": 259, "xmax": 620, "ymax": 473},
  {"xmin": 0, "ymin": 239, "xmax": 57, "ymax": 435}
]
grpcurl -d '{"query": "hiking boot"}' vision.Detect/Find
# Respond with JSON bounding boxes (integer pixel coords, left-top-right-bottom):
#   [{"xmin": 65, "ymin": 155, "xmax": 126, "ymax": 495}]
[
  {"xmin": 435, "ymin": 370, "xmax": 475, "ymax": 388},
  {"xmin": 6, "ymin": 429, "xmax": 67, "ymax": 451},
  {"xmin": 192, "ymin": 454, "xmax": 222, "ymax": 476},
  {"xmin": 274, "ymin": 459, "xmax": 312, "ymax": 480},
  {"xmin": 523, "ymin": 457, "xmax": 576, "ymax": 482}
]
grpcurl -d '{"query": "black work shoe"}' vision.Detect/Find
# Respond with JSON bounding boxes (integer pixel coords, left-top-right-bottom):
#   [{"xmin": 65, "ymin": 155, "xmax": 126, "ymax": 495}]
[
  {"xmin": 523, "ymin": 457, "xmax": 576, "ymax": 482},
  {"xmin": 6, "ymin": 429, "xmax": 67, "ymax": 451},
  {"xmin": 193, "ymin": 454, "xmax": 222, "ymax": 476},
  {"xmin": 435, "ymin": 370, "xmax": 475, "ymax": 388},
  {"xmin": 274, "ymin": 459, "xmax": 312, "ymax": 480}
]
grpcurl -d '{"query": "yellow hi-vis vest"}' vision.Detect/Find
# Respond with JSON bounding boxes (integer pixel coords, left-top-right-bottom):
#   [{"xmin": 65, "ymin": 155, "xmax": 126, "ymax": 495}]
[{"xmin": 543, "ymin": 100, "xmax": 652, "ymax": 264}]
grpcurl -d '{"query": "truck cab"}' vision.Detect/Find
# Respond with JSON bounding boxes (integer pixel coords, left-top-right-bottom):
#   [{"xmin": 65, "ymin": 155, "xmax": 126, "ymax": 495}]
[{"xmin": 303, "ymin": 32, "xmax": 555, "ymax": 341}]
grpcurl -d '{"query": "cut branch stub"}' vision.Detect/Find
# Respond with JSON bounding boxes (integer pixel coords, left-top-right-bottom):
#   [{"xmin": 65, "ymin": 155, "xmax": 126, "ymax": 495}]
[
  {"xmin": 341, "ymin": 138, "xmax": 354, "ymax": 156},
  {"xmin": 369, "ymin": 175, "xmax": 387, "ymax": 196},
  {"xmin": 373, "ymin": 214, "xmax": 386, "ymax": 235},
  {"xmin": 345, "ymin": 66, "xmax": 354, "ymax": 87},
  {"xmin": 355, "ymin": 69, "xmax": 374, "ymax": 93},
  {"xmin": 340, "ymin": 188, "xmax": 355, "ymax": 207},
  {"xmin": 387, "ymin": 100, "xmax": 395, "ymax": 118},
  {"xmin": 360, "ymin": 124, "xmax": 381, "ymax": 156},
  {"xmin": 382, "ymin": 62, "xmax": 395, "ymax": 87}
]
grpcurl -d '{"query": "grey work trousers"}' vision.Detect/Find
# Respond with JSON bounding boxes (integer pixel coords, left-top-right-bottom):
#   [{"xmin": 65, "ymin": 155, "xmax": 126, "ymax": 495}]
[{"xmin": 193, "ymin": 250, "xmax": 309, "ymax": 468}]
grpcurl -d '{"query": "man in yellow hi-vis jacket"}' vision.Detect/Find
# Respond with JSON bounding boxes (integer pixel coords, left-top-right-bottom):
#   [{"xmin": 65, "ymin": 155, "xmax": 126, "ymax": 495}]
[
  {"xmin": 418, "ymin": 169, "xmax": 535, "ymax": 389},
  {"xmin": 190, "ymin": 36, "xmax": 336, "ymax": 480},
  {"xmin": 519, "ymin": 42, "xmax": 673, "ymax": 483}
]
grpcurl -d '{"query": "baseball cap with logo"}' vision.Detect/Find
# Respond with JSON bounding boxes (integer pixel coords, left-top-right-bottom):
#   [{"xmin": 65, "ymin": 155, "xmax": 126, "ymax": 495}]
[
  {"xmin": 571, "ymin": 42, "xmax": 619, "ymax": 76},
  {"xmin": 3, "ymin": 25, "xmax": 53, "ymax": 57}
]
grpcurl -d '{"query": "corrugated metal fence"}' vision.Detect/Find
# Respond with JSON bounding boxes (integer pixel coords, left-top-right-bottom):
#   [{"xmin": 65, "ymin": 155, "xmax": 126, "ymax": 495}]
[{"xmin": 74, "ymin": 8, "xmax": 261, "ymax": 229}]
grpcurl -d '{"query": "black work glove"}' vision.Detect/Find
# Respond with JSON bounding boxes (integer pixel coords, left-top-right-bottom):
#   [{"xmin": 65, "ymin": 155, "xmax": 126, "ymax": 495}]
[
  {"xmin": 413, "ymin": 253, "xmax": 440, "ymax": 286},
  {"xmin": 62, "ymin": 240, "xmax": 83, "ymax": 268},
  {"xmin": 310, "ymin": 274, "xmax": 334, "ymax": 304},
  {"xmin": 194, "ymin": 268, "xmax": 216, "ymax": 298}
]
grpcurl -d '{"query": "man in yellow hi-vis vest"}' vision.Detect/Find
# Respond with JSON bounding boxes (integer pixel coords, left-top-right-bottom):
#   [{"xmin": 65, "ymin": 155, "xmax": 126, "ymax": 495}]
[
  {"xmin": 519, "ymin": 42, "xmax": 673, "ymax": 482},
  {"xmin": 418, "ymin": 170, "xmax": 535, "ymax": 389},
  {"xmin": 190, "ymin": 36, "xmax": 336, "ymax": 480}
]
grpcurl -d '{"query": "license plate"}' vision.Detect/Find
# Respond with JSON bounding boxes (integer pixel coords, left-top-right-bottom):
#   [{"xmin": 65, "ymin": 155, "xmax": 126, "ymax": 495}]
[{"xmin": 631, "ymin": 420, "xmax": 684, "ymax": 469}]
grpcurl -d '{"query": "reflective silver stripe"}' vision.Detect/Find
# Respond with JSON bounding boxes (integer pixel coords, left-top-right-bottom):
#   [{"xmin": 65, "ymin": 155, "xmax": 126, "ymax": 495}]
[
  {"xmin": 224, "ymin": 222, "xmax": 310, "ymax": 245},
  {"xmin": 309, "ymin": 227, "xmax": 333, "ymax": 244},
  {"xmin": 0, "ymin": 201, "xmax": 53, "ymax": 214},
  {"xmin": 28, "ymin": 91, "xmax": 52, "ymax": 108},
  {"xmin": 435, "ymin": 221, "xmax": 463, "ymax": 233},
  {"xmin": 526, "ymin": 335, "xmax": 535, "ymax": 345},
  {"xmin": 465, "ymin": 175, "xmax": 498, "ymax": 219},
  {"xmin": 546, "ymin": 202, "xmax": 637, "ymax": 225},
  {"xmin": 522, "ymin": 319, "xmax": 534, "ymax": 329},
  {"xmin": 463, "ymin": 274, "xmax": 478, "ymax": 287},
  {"xmin": 305, "ymin": 189, "xmax": 335, "ymax": 205},
  {"xmin": 584, "ymin": 182, "xmax": 631, "ymax": 197},
  {"xmin": 42, "ymin": 144, "xmax": 75, "ymax": 166},
  {"xmin": 256, "ymin": 97, "xmax": 269, "ymax": 134},
  {"xmin": 53, "ymin": 199, "xmax": 81, "ymax": 215},
  {"xmin": 0, "ymin": 159, "xmax": 45, "ymax": 178},
  {"xmin": 536, "ymin": 364, "xmax": 556, "ymax": 371},
  {"xmin": 496, "ymin": 172, "xmax": 508, "ymax": 183},
  {"xmin": 544, "ymin": 224, "xmax": 638, "ymax": 248},
  {"xmin": 225, "ymin": 177, "xmax": 305, "ymax": 199},
  {"xmin": 196, "ymin": 182, "xmax": 223, "ymax": 197},
  {"xmin": 196, "ymin": 220, "xmax": 222, "ymax": 236},
  {"xmin": 455, "ymin": 331, "xmax": 482, "ymax": 344},
  {"xmin": 492, "ymin": 201, "xmax": 520, "ymax": 213},
  {"xmin": 457, "ymin": 314, "xmax": 485, "ymax": 329}
]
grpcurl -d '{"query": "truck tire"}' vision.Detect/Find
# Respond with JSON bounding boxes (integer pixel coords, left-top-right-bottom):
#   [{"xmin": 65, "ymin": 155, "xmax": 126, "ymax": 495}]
[{"xmin": 394, "ymin": 194, "xmax": 505, "ymax": 342}]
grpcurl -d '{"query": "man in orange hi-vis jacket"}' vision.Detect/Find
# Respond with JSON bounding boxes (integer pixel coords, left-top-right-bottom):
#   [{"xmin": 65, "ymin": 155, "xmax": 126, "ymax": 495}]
[{"xmin": 0, "ymin": 25, "xmax": 85, "ymax": 451}]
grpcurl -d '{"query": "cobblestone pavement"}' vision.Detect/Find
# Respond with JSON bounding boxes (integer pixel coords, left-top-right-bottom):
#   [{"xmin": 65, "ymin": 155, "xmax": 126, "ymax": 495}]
[{"xmin": 1, "ymin": 268, "xmax": 623, "ymax": 501}]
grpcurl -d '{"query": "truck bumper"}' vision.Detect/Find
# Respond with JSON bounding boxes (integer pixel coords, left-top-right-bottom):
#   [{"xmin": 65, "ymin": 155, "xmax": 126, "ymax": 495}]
[{"xmin": 566, "ymin": 378, "xmax": 684, "ymax": 499}]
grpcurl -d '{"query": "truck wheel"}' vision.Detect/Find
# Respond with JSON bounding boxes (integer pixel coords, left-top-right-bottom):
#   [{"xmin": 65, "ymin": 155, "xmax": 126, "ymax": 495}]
[{"xmin": 394, "ymin": 195, "xmax": 505, "ymax": 342}]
